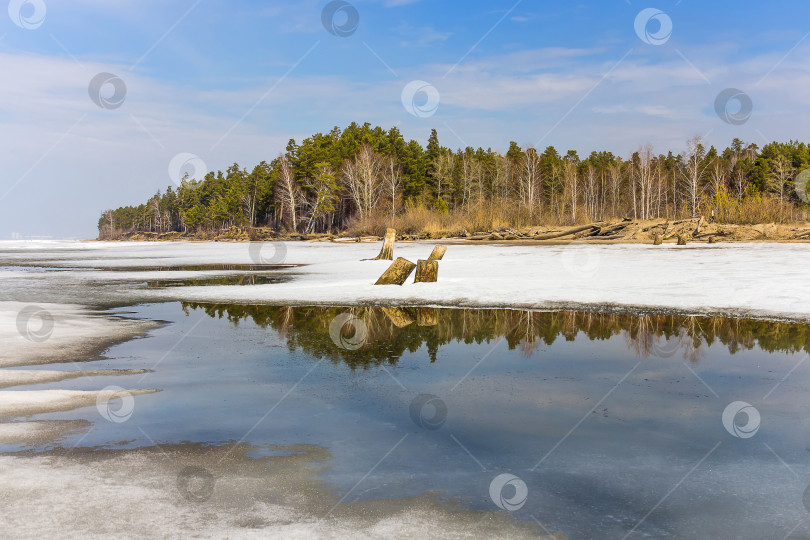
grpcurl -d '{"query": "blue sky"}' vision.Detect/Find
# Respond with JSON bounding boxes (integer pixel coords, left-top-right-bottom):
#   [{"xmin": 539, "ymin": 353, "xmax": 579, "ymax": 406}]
[{"xmin": 2, "ymin": 0, "xmax": 810, "ymax": 238}]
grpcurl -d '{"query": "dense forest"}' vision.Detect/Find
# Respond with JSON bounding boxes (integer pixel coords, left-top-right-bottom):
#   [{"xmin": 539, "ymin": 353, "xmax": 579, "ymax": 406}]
[{"xmin": 99, "ymin": 122, "xmax": 810, "ymax": 238}]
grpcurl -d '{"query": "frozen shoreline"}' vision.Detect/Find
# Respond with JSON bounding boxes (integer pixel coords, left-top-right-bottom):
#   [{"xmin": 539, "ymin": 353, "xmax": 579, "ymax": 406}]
[{"xmin": 1, "ymin": 240, "xmax": 809, "ymax": 320}]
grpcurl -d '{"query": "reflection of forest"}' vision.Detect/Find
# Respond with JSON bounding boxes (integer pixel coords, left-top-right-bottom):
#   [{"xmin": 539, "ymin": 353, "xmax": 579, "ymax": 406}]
[{"xmin": 181, "ymin": 302, "xmax": 810, "ymax": 367}]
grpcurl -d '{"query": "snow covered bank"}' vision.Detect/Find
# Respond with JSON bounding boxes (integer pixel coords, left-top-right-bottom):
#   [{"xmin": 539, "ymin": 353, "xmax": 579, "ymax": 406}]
[
  {"xmin": 0, "ymin": 302, "xmax": 160, "ymax": 368},
  {"xmin": 1, "ymin": 240, "xmax": 808, "ymax": 320},
  {"xmin": 126, "ymin": 242, "xmax": 810, "ymax": 321}
]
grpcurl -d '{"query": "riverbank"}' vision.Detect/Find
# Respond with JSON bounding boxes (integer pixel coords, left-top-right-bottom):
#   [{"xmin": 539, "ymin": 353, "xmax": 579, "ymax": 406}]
[{"xmin": 103, "ymin": 218, "xmax": 810, "ymax": 244}]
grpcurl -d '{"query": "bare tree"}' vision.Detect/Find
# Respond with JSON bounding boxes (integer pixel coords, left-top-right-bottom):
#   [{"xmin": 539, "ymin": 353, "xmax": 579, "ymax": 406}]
[
  {"xmin": 519, "ymin": 147, "xmax": 542, "ymax": 213},
  {"xmin": 769, "ymin": 154, "xmax": 795, "ymax": 205},
  {"xmin": 276, "ymin": 154, "xmax": 299, "ymax": 231},
  {"xmin": 342, "ymin": 144, "xmax": 384, "ymax": 220},
  {"xmin": 679, "ymin": 136, "xmax": 709, "ymax": 218},
  {"xmin": 382, "ymin": 156, "xmax": 401, "ymax": 223}
]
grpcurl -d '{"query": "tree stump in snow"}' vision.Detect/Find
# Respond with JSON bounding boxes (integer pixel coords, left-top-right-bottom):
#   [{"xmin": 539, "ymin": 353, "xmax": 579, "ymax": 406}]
[
  {"xmin": 374, "ymin": 257, "xmax": 416, "ymax": 285},
  {"xmin": 427, "ymin": 245, "xmax": 447, "ymax": 261},
  {"xmin": 372, "ymin": 228, "xmax": 396, "ymax": 260},
  {"xmin": 417, "ymin": 307, "xmax": 438, "ymax": 327},
  {"xmin": 653, "ymin": 233, "xmax": 663, "ymax": 245},
  {"xmin": 381, "ymin": 306, "xmax": 414, "ymax": 327},
  {"xmin": 708, "ymin": 236, "xmax": 716, "ymax": 244},
  {"xmin": 414, "ymin": 260, "xmax": 438, "ymax": 283},
  {"xmin": 677, "ymin": 235, "xmax": 688, "ymax": 245}
]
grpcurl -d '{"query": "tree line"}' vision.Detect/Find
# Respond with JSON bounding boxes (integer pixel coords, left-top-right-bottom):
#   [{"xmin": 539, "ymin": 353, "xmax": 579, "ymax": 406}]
[{"xmin": 99, "ymin": 122, "xmax": 810, "ymax": 238}]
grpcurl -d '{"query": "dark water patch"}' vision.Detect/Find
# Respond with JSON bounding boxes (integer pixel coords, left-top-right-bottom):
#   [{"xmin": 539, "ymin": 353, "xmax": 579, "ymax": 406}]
[
  {"xmin": 104, "ymin": 263, "xmax": 299, "ymax": 272},
  {"xmin": 145, "ymin": 274, "xmax": 293, "ymax": 288}
]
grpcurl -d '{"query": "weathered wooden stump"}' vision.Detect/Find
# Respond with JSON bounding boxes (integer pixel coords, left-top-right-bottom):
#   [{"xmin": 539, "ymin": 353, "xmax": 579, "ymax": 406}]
[
  {"xmin": 374, "ymin": 257, "xmax": 416, "ymax": 285},
  {"xmin": 381, "ymin": 306, "xmax": 414, "ymax": 327},
  {"xmin": 653, "ymin": 233, "xmax": 663, "ymax": 245},
  {"xmin": 414, "ymin": 259, "xmax": 438, "ymax": 283},
  {"xmin": 677, "ymin": 235, "xmax": 688, "ymax": 245},
  {"xmin": 708, "ymin": 236, "xmax": 716, "ymax": 244},
  {"xmin": 372, "ymin": 228, "xmax": 396, "ymax": 260},
  {"xmin": 417, "ymin": 307, "xmax": 438, "ymax": 327},
  {"xmin": 427, "ymin": 245, "xmax": 447, "ymax": 261}
]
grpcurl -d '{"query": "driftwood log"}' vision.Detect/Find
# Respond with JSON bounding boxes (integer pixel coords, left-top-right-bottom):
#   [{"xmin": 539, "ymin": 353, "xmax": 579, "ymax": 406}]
[
  {"xmin": 794, "ymin": 229, "xmax": 810, "ymax": 239},
  {"xmin": 372, "ymin": 228, "xmax": 396, "ymax": 260},
  {"xmin": 653, "ymin": 233, "xmax": 663, "ymax": 245},
  {"xmin": 374, "ymin": 257, "xmax": 416, "ymax": 285},
  {"xmin": 428, "ymin": 245, "xmax": 447, "ymax": 261},
  {"xmin": 533, "ymin": 222, "xmax": 603, "ymax": 240},
  {"xmin": 414, "ymin": 260, "xmax": 439, "ymax": 283}
]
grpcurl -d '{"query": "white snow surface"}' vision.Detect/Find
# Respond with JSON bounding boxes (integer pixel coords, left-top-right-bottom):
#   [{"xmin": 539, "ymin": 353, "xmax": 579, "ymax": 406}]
[{"xmin": 1, "ymin": 240, "xmax": 808, "ymax": 319}]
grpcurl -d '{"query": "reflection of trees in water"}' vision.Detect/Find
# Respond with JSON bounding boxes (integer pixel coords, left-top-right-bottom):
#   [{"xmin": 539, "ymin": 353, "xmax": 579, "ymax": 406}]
[{"xmin": 180, "ymin": 302, "xmax": 810, "ymax": 368}]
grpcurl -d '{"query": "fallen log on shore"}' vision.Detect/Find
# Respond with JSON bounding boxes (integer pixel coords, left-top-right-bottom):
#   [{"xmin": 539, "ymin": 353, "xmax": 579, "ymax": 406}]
[{"xmin": 532, "ymin": 222, "xmax": 603, "ymax": 240}]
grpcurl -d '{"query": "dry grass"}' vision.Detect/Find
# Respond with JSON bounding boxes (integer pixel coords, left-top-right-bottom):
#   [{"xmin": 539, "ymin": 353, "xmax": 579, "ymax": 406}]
[
  {"xmin": 346, "ymin": 201, "xmax": 591, "ymax": 237},
  {"xmin": 710, "ymin": 190, "xmax": 809, "ymax": 225}
]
